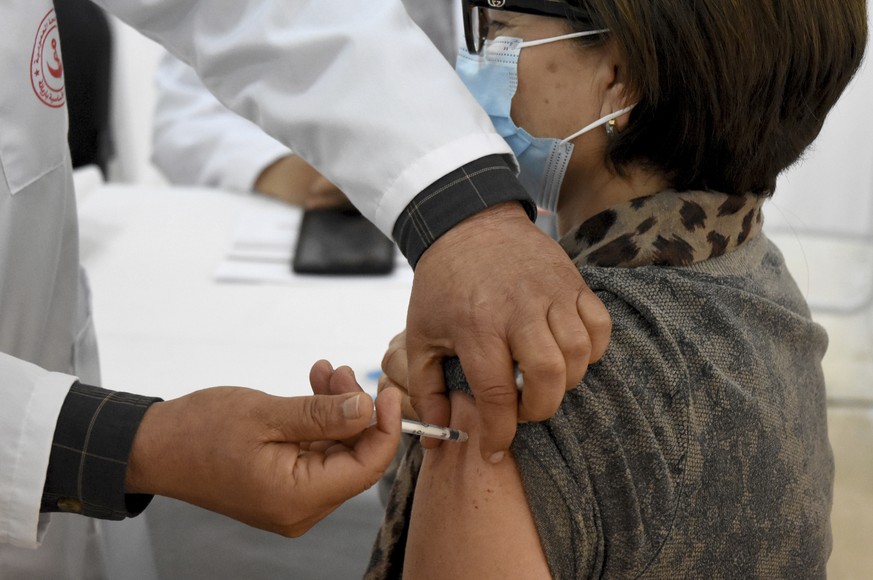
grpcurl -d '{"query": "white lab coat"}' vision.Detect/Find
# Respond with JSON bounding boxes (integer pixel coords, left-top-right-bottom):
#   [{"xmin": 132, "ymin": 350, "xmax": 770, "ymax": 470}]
[
  {"xmin": 0, "ymin": 0, "xmax": 509, "ymax": 554},
  {"xmin": 151, "ymin": 0, "xmax": 462, "ymax": 194},
  {"xmin": 109, "ymin": 0, "xmax": 510, "ymax": 235},
  {"xmin": 152, "ymin": 53, "xmax": 294, "ymax": 193}
]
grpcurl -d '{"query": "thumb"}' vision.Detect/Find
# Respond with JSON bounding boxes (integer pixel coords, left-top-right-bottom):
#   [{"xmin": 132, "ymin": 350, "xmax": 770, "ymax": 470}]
[{"xmin": 272, "ymin": 393, "xmax": 374, "ymax": 443}]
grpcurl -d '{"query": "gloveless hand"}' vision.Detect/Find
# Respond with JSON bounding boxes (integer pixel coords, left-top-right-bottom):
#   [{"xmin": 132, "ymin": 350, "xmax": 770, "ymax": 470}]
[
  {"xmin": 125, "ymin": 383, "xmax": 401, "ymax": 537},
  {"xmin": 254, "ymin": 154, "xmax": 349, "ymax": 209},
  {"xmin": 406, "ymin": 202, "xmax": 611, "ymax": 463}
]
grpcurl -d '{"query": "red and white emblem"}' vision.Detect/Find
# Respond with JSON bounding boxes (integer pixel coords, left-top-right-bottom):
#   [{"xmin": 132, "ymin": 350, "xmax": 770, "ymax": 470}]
[{"xmin": 30, "ymin": 9, "xmax": 65, "ymax": 108}]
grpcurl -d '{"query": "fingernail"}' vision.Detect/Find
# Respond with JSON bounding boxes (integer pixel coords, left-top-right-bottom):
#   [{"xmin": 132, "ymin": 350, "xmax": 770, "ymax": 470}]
[
  {"xmin": 488, "ymin": 451, "xmax": 505, "ymax": 464},
  {"xmin": 342, "ymin": 394, "xmax": 363, "ymax": 420}
]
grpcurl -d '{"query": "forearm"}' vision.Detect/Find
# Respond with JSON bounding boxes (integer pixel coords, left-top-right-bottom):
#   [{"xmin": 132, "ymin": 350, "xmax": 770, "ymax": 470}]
[{"xmin": 252, "ymin": 155, "xmax": 331, "ymax": 206}]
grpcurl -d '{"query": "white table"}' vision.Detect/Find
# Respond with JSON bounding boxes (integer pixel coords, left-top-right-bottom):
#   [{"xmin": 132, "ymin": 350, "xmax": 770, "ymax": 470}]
[
  {"xmin": 78, "ymin": 183, "xmax": 412, "ymax": 400},
  {"xmin": 76, "ymin": 183, "xmax": 412, "ymax": 579}
]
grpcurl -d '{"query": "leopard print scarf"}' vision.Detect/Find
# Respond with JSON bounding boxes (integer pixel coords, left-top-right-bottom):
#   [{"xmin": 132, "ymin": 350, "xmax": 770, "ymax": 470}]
[{"xmin": 560, "ymin": 190, "xmax": 764, "ymax": 268}]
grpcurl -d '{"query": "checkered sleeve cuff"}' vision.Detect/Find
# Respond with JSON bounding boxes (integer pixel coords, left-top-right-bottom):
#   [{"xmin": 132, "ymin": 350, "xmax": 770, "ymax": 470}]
[
  {"xmin": 41, "ymin": 382, "xmax": 163, "ymax": 520},
  {"xmin": 393, "ymin": 155, "xmax": 537, "ymax": 268}
]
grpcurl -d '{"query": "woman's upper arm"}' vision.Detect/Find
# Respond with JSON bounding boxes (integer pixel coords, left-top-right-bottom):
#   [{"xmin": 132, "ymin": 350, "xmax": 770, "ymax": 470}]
[{"xmin": 403, "ymin": 391, "xmax": 551, "ymax": 579}]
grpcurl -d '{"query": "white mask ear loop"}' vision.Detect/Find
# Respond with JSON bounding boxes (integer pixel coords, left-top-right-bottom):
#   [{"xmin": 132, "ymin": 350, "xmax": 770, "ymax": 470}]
[
  {"xmin": 518, "ymin": 28, "xmax": 609, "ymax": 48},
  {"xmin": 561, "ymin": 104, "xmax": 637, "ymax": 144}
]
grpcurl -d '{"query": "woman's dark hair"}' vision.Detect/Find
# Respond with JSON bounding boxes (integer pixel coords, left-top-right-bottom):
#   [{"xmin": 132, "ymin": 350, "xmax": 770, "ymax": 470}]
[{"xmin": 566, "ymin": 0, "xmax": 868, "ymax": 196}]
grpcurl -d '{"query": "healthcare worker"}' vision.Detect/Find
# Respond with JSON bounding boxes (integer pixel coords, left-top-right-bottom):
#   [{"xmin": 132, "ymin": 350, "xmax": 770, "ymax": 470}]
[
  {"xmin": 0, "ymin": 0, "xmax": 611, "ymax": 572},
  {"xmin": 151, "ymin": 0, "xmax": 459, "ymax": 202}
]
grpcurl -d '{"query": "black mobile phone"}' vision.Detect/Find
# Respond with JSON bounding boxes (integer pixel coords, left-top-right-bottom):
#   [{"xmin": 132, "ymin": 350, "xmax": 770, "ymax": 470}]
[{"xmin": 292, "ymin": 206, "xmax": 396, "ymax": 275}]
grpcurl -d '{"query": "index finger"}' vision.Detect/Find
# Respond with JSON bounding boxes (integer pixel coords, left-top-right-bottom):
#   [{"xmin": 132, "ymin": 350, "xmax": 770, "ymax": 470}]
[
  {"xmin": 406, "ymin": 337, "xmax": 450, "ymax": 450},
  {"xmin": 455, "ymin": 337, "xmax": 519, "ymax": 463}
]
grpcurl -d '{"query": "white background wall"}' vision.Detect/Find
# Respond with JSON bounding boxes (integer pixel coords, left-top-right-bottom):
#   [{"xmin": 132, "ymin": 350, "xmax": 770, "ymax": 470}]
[
  {"xmin": 105, "ymin": 19, "xmax": 166, "ymax": 186},
  {"xmin": 769, "ymin": 47, "xmax": 873, "ymax": 239}
]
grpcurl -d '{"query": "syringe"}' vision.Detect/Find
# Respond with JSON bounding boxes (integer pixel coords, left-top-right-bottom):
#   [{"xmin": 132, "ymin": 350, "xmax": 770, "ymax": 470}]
[{"xmin": 401, "ymin": 419, "xmax": 468, "ymax": 442}]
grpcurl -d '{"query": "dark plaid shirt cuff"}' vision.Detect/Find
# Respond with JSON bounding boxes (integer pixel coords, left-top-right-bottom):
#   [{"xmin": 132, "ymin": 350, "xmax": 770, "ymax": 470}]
[
  {"xmin": 393, "ymin": 155, "xmax": 537, "ymax": 268},
  {"xmin": 41, "ymin": 382, "xmax": 162, "ymax": 519}
]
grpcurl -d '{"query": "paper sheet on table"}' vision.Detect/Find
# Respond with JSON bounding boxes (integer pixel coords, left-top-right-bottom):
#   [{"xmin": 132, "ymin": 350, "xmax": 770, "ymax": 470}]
[{"xmin": 214, "ymin": 204, "xmax": 414, "ymax": 286}]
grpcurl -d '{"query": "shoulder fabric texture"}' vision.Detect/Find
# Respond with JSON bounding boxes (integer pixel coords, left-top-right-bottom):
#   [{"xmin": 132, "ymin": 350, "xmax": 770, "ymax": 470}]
[{"xmin": 511, "ymin": 237, "xmax": 831, "ymax": 578}]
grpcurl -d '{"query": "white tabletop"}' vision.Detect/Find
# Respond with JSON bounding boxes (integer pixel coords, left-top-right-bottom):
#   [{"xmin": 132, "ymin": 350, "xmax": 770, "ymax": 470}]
[{"xmin": 77, "ymin": 183, "xmax": 412, "ymax": 401}]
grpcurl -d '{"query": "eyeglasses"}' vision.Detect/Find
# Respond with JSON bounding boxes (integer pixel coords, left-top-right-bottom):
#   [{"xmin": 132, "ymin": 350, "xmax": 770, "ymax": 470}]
[{"xmin": 462, "ymin": 0, "xmax": 583, "ymax": 53}]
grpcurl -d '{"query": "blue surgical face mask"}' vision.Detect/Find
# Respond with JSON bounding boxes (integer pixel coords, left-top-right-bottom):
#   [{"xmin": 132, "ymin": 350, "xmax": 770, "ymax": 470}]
[{"xmin": 456, "ymin": 31, "xmax": 636, "ymax": 213}]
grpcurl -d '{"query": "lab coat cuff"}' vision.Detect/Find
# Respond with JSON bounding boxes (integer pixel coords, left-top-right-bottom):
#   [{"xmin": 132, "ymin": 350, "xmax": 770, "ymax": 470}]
[
  {"xmin": 0, "ymin": 359, "xmax": 75, "ymax": 548},
  {"xmin": 392, "ymin": 155, "xmax": 536, "ymax": 269},
  {"xmin": 41, "ymin": 382, "xmax": 162, "ymax": 521}
]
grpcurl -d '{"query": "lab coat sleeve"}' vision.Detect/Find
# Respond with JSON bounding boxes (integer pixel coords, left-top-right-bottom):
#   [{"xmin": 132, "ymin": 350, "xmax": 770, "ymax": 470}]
[
  {"xmin": 151, "ymin": 52, "xmax": 291, "ymax": 193},
  {"xmin": 0, "ymin": 353, "xmax": 76, "ymax": 548},
  {"xmin": 93, "ymin": 0, "xmax": 512, "ymax": 235}
]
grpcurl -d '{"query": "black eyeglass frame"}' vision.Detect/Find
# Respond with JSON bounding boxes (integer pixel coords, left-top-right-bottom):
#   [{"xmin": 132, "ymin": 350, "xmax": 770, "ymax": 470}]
[{"xmin": 462, "ymin": 0, "xmax": 583, "ymax": 53}]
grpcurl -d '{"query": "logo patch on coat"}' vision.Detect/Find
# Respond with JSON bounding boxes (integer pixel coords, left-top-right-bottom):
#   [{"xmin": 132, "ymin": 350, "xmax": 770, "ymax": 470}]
[{"xmin": 31, "ymin": 9, "xmax": 65, "ymax": 108}]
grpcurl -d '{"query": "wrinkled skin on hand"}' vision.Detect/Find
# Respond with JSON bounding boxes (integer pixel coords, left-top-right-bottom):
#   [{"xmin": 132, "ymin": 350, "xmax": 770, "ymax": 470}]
[
  {"xmin": 405, "ymin": 202, "xmax": 611, "ymax": 462},
  {"xmin": 125, "ymin": 367, "xmax": 402, "ymax": 537}
]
